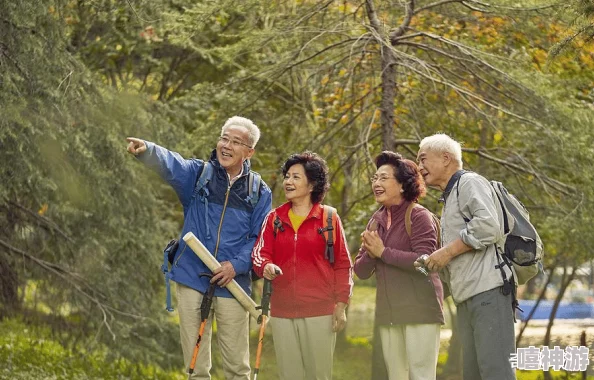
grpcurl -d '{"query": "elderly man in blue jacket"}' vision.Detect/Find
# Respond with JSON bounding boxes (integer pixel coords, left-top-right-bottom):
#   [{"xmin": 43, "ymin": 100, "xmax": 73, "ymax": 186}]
[{"xmin": 126, "ymin": 116, "xmax": 272, "ymax": 380}]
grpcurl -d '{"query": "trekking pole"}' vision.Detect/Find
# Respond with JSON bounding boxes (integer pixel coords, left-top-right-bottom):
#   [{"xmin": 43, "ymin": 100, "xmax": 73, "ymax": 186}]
[
  {"xmin": 253, "ymin": 269, "xmax": 279, "ymax": 380},
  {"xmin": 188, "ymin": 273, "xmax": 216, "ymax": 378}
]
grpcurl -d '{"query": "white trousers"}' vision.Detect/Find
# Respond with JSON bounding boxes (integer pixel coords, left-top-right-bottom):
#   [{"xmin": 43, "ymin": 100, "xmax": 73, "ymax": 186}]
[{"xmin": 379, "ymin": 323, "xmax": 441, "ymax": 380}]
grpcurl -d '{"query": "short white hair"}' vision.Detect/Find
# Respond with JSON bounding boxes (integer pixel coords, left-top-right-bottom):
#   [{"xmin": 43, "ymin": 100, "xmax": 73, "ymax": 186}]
[
  {"xmin": 221, "ymin": 116, "xmax": 261, "ymax": 148},
  {"xmin": 419, "ymin": 133, "xmax": 463, "ymax": 167}
]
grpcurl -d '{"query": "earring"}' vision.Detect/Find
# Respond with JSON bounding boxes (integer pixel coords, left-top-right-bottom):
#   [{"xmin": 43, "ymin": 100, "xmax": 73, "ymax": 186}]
[{"xmin": 400, "ymin": 189, "xmax": 404, "ymax": 193}]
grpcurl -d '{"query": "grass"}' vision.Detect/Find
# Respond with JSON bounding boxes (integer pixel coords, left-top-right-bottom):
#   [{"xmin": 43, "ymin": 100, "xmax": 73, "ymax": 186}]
[
  {"xmin": 0, "ymin": 319, "xmax": 184, "ymax": 380},
  {"xmin": 1, "ymin": 283, "xmax": 593, "ymax": 379},
  {"xmin": 1, "ymin": 316, "xmax": 590, "ymax": 379}
]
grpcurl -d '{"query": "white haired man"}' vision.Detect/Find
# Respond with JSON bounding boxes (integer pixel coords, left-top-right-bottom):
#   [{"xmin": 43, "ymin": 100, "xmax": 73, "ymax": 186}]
[
  {"xmin": 127, "ymin": 116, "xmax": 272, "ymax": 380},
  {"xmin": 416, "ymin": 133, "xmax": 516, "ymax": 380}
]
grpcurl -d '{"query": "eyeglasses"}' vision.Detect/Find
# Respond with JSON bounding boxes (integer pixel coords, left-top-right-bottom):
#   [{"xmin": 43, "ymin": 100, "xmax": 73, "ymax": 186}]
[
  {"xmin": 218, "ymin": 136, "xmax": 253, "ymax": 149},
  {"xmin": 370, "ymin": 175, "xmax": 395, "ymax": 184}
]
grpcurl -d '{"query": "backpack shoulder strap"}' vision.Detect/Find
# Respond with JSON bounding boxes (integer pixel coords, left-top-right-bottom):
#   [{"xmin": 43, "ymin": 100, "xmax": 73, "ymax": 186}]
[
  {"xmin": 454, "ymin": 170, "xmax": 468, "ymax": 199},
  {"xmin": 194, "ymin": 161, "xmax": 214, "ymax": 239},
  {"xmin": 490, "ymin": 180, "xmax": 511, "ymax": 235},
  {"xmin": 273, "ymin": 210, "xmax": 285, "ymax": 238},
  {"xmin": 247, "ymin": 170, "xmax": 262, "ymax": 207},
  {"xmin": 192, "ymin": 161, "xmax": 213, "ymax": 200},
  {"xmin": 454, "ymin": 171, "xmax": 471, "ymax": 223},
  {"xmin": 432, "ymin": 213, "xmax": 442, "ymax": 249},
  {"xmin": 320, "ymin": 205, "xmax": 338, "ymax": 264},
  {"xmin": 325, "ymin": 205, "xmax": 338, "ymax": 243},
  {"xmin": 405, "ymin": 203, "xmax": 441, "ymax": 248},
  {"xmin": 404, "ymin": 202, "xmax": 417, "ymax": 237}
]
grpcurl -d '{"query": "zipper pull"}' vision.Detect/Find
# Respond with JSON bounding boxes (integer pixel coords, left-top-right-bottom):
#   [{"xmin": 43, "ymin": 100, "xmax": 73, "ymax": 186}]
[{"xmin": 294, "ymin": 233, "xmax": 297, "ymax": 242}]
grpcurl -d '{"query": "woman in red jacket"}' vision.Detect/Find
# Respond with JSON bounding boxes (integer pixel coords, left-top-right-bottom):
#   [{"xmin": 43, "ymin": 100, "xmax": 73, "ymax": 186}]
[
  {"xmin": 354, "ymin": 151, "xmax": 444, "ymax": 380},
  {"xmin": 252, "ymin": 151, "xmax": 353, "ymax": 380}
]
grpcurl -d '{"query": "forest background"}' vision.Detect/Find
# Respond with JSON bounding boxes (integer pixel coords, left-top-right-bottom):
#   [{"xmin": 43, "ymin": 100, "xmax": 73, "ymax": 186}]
[{"xmin": 2, "ymin": 0, "xmax": 594, "ymax": 379}]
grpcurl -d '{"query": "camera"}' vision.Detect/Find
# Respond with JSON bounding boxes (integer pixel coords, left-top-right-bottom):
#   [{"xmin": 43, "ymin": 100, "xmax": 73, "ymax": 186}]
[{"xmin": 415, "ymin": 254, "xmax": 429, "ymax": 276}]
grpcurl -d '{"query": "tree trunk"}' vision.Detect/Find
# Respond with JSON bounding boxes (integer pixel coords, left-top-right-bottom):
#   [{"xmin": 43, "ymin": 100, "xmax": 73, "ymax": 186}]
[
  {"xmin": 441, "ymin": 300, "xmax": 462, "ymax": 379},
  {"xmin": 580, "ymin": 330, "xmax": 587, "ymax": 380},
  {"xmin": 340, "ymin": 157, "xmax": 352, "ymax": 217},
  {"xmin": 0, "ymin": 253, "xmax": 20, "ymax": 318},
  {"xmin": 380, "ymin": 53, "xmax": 396, "ymax": 151},
  {"xmin": 335, "ymin": 157, "xmax": 352, "ymax": 348},
  {"xmin": 543, "ymin": 264, "xmax": 576, "ymax": 380},
  {"xmin": 365, "ymin": 0, "xmax": 397, "ymax": 151},
  {"xmin": 371, "ymin": 321, "xmax": 388, "ymax": 380}
]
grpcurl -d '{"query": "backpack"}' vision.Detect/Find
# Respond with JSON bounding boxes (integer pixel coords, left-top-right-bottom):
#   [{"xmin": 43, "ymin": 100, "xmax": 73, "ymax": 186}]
[
  {"xmin": 490, "ymin": 181, "xmax": 543, "ymax": 285},
  {"xmin": 404, "ymin": 202, "xmax": 441, "ymax": 249},
  {"xmin": 273, "ymin": 205, "xmax": 338, "ymax": 264},
  {"xmin": 455, "ymin": 173, "xmax": 543, "ymax": 285},
  {"xmin": 404, "ymin": 203, "xmax": 449, "ymax": 298},
  {"xmin": 161, "ymin": 161, "xmax": 262, "ymax": 311}
]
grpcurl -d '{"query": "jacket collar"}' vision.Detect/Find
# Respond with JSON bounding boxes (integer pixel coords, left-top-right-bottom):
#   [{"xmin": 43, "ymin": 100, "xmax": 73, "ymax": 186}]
[
  {"xmin": 440, "ymin": 169, "xmax": 467, "ymax": 204},
  {"xmin": 275, "ymin": 202, "xmax": 324, "ymax": 224},
  {"xmin": 371, "ymin": 200, "xmax": 410, "ymax": 230}
]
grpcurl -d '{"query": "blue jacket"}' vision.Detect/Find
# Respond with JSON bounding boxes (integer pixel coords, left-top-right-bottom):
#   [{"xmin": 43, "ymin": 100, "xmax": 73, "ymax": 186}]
[{"xmin": 138, "ymin": 141, "xmax": 272, "ymax": 297}]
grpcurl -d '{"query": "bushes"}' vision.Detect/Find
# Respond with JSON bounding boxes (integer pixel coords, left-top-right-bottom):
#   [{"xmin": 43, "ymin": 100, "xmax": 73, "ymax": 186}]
[
  {"xmin": 0, "ymin": 319, "xmax": 184, "ymax": 380},
  {"xmin": 2, "ymin": 317, "xmax": 592, "ymax": 379}
]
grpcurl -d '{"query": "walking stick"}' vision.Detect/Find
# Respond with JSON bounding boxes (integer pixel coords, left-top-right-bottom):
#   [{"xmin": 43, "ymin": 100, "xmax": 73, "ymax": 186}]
[
  {"xmin": 253, "ymin": 269, "xmax": 279, "ymax": 380},
  {"xmin": 188, "ymin": 273, "xmax": 216, "ymax": 378}
]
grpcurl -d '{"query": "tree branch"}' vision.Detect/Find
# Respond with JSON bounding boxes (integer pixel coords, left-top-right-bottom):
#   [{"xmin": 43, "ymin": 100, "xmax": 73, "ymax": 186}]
[
  {"xmin": 365, "ymin": 0, "xmax": 382, "ymax": 35},
  {"xmin": 461, "ymin": 1, "xmax": 491, "ymax": 12},
  {"xmin": 390, "ymin": 139, "xmax": 577, "ymax": 195},
  {"xmin": 414, "ymin": 0, "xmax": 463, "ymax": 15},
  {"xmin": 390, "ymin": 0, "xmax": 415, "ymax": 40},
  {"xmin": 0, "ymin": 238, "xmax": 112, "ymax": 338},
  {"xmin": 468, "ymin": 0, "xmax": 563, "ymax": 12},
  {"xmin": 0, "ymin": 239, "xmax": 149, "ymax": 339},
  {"xmin": 6, "ymin": 200, "xmax": 73, "ymax": 243},
  {"xmin": 391, "ymin": 54, "xmax": 543, "ymax": 128}
]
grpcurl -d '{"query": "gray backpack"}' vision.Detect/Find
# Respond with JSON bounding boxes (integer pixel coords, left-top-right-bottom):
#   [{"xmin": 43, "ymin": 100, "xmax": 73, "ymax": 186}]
[
  {"xmin": 456, "ymin": 172, "xmax": 544, "ymax": 285},
  {"xmin": 490, "ymin": 181, "xmax": 544, "ymax": 285}
]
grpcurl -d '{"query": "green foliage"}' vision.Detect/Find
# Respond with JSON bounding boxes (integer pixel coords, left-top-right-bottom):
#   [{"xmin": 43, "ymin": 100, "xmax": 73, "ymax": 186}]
[
  {"xmin": 0, "ymin": 319, "xmax": 184, "ymax": 380},
  {"xmin": 2, "ymin": 0, "xmax": 594, "ymax": 376},
  {"xmin": 549, "ymin": 0, "xmax": 594, "ymax": 60},
  {"xmin": 2, "ymin": 318, "xmax": 592, "ymax": 380},
  {"xmin": 0, "ymin": 0, "xmax": 185, "ymax": 368}
]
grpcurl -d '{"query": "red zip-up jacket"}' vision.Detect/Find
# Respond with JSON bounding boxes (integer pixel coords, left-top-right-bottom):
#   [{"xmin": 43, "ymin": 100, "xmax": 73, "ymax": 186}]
[{"xmin": 252, "ymin": 202, "xmax": 353, "ymax": 318}]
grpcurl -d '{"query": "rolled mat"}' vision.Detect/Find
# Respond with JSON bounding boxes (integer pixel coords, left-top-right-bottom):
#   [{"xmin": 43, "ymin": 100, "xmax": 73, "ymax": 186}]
[{"xmin": 183, "ymin": 232, "xmax": 260, "ymax": 320}]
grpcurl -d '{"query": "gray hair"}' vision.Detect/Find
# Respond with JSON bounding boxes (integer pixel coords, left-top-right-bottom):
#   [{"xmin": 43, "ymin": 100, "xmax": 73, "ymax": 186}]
[
  {"xmin": 419, "ymin": 133, "xmax": 463, "ymax": 168},
  {"xmin": 221, "ymin": 116, "xmax": 261, "ymax": 148}
]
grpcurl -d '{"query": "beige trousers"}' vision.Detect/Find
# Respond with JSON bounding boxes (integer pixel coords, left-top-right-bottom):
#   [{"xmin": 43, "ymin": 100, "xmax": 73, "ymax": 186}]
[
  {"xmin": 379, "ymin": 323, "xmax": 441, "ymax": 380},
  {"xmin": 270, "ymin": 315, "xmax": 336, "ymax": 380},
  {"xmin": 176, "ymin": 283, "xmax": 250, "ymax": 380}
]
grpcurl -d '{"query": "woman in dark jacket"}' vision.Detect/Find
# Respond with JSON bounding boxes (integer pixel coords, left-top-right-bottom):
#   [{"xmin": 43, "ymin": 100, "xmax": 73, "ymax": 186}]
[{"xmin": 354, "ymin": 151, "xmax": 444, "ymax": 380}]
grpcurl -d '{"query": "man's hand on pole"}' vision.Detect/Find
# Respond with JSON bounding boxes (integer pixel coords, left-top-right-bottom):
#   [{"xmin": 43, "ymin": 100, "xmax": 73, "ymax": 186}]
[
  {"xmin": 211, "ymin": 261, "xmax": 236, "ymax": 287},
  {"xmin": 126, "ymin": 137, "xmax": 147, "ymax": 155}
]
